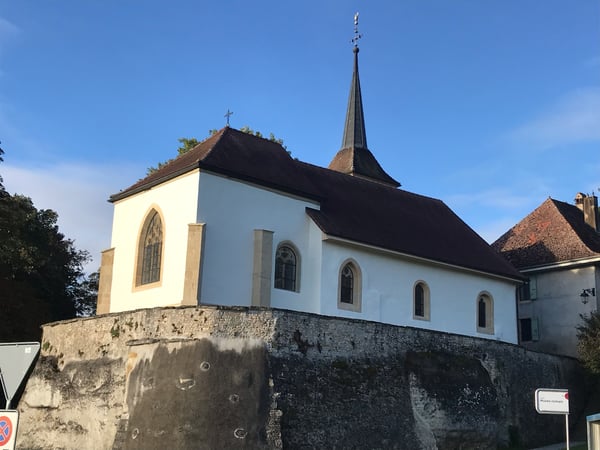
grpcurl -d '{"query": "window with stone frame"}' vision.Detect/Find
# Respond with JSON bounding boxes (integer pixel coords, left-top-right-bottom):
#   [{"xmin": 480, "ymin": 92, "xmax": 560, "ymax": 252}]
[
  {"xmin": 338, "ymin": 260, "xmax": 361, "ymax": 312},
  {"xmin": 413, "ymin": 281, "xmax": 430, "ymax": 320},
  {"xmin": 136, "ymin": 209, "xmax": 163, "ymax": 286},
  {"xmin": 274, "ymin": 244, "xmax": 299, "ymax": 292},
  {"xmin": 476, "ymin": 293, "xmax": 494, "ymax": 334}
]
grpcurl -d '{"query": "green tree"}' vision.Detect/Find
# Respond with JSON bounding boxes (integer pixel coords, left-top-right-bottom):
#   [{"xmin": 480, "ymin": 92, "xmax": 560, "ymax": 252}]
[
  {"xmin": 0, "ymin": 149, "xmax": 96, "ymax": 341},
  {"xmin": 146, "ymin": 138, "xmax": 200, "ymax": 174},
  {"xmin": 0, "ymin": 143, "xmax": 6, "ymax": 197},
  {"xmin": 577, "ymin": 311, "xmax": 600, "ymax": 374},
  {"xmin": 147, "ymin": 128, "xmax": 287, "ymax": 175},
  {"xmin": 72, "ymin": 270, "xmax": 99, "ymax": 317}
]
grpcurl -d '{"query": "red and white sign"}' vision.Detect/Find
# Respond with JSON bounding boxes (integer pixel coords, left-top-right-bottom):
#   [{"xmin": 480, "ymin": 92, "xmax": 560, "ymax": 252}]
[
  {"xmin": 0, "ymin": 410, "xmax": 18, "ymax": 450},
  {"xmin": 535, "ymin": 388, "xmax": 569, "ymax": 414}
]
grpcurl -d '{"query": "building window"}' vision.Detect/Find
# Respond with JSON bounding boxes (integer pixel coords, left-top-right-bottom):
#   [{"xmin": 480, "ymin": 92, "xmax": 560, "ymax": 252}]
[
  {"xmin": 518, "ymin": 277, "xmax": 537, "ymax": 302},
  {"xmin": 338, "ymin": 260, "xmax": 361, "ymax": 312},
  {"xmin": 413, "ymin": 281, "xmax": 430, "ymax": 321},
  {"xmin": 520, "ymin": 318, "xmax": 532, "ymax": 342},
  {"xmin": 341, "ymin": 265, "xmax": 354, "ymax": 303},
  {"xmin": 520, "ymin": 317, "xmax": 539, "ymax": 342},
  {"xmin": 136, "ymin": 209, "xmax": 163, "ymax": 287},
  {"xmin": 476, "ymin": 293, "xmax": 494, "ymax": 334},
  {"xmin": 274, "ymin": 244, "xmax": 299, "ymax": 292}
]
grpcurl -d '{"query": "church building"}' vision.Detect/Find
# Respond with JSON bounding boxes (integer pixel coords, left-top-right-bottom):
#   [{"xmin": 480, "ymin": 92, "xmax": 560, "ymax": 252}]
[{"xmin": 96, "ymin": 25, "xmax": 523, "ymax": 344}]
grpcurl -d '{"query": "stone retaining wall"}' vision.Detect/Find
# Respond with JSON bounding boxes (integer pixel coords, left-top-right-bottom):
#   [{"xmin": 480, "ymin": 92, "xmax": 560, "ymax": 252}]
[{"xmin": 16, "ymin": 306, "xmax": 587, "ymax": 449}]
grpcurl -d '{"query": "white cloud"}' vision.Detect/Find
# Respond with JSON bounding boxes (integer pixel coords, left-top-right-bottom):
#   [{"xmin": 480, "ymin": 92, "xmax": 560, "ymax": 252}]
[
  {"xmin": 509, "ymin": 87, "xmax": 600, "ymax": 150},
  {"xmin": 2, "ymin": 162, "xmax": 135, "ymax": 272}
]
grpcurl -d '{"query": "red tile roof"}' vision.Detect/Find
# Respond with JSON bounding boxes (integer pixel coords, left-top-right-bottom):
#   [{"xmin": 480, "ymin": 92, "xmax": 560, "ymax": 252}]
[
  {"xmin": 112, "ymin": 127, "xmax": 522, "ymax": 280},
  {"xmin": 492, "ymin": 197, "xmax": 600, "ymax": 269}
]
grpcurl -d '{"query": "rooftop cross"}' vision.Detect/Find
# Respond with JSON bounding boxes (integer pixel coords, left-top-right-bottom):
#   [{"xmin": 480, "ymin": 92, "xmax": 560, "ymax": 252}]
[
  {"xmin": 224, "ymin": 109, "xmax": 233, "ymax": 127},
  {"xmin": 351, "ymin": 12, "xmax": 362, "ymax": 47}
]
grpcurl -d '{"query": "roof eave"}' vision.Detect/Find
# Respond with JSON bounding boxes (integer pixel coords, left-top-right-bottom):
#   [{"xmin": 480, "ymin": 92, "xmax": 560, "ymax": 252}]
[
  {"xmin": 109, "ymin": 162, "xmax": 201, "ymax": 202},
  {"xmin": 519, "ymin": 255, "xmax": 600, "ymax": 273}
]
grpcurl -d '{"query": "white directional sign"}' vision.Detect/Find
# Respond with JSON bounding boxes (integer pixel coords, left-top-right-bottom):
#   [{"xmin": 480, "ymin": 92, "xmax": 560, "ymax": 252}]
[
  {"xmin": 0, "ymin": 410, "xmax": 18, "ymax": 450},
  {"xmin": 0, "ymin": 343, "xmax": 40, "ymax": 409},
  {"xmin": 535, "ymin": 388, "xmax": 569, "ymax": 414}
]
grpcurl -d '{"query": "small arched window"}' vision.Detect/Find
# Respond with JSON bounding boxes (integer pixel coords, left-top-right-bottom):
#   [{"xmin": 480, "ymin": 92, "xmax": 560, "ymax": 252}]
[
  {"xmin": 477, "ymin": 293, "xmax": 494, "ymax": 334},
  {"xmin": 338, "ymin": 260, "xmax": 361, "ymax": 312},
  {"xmin": 274, "ymin": 244, "xmax": 299, "ymax": 292},
  {"xmin": 136, "ymin": 209, "xmax": 163, "ymax": 286},
  {"xmin": 414, "ymin": 281, "xmax": 430, "ymax": 321}
]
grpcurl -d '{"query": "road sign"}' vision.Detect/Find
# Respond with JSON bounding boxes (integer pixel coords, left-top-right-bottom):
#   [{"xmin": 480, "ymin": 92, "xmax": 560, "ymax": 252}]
[
  {"xmin": 0, "ymin": 410, "xmax": 18, "ymax": 450},
  {"xmin": 0, "ymin": 343, "xmax": 40, "ymax": 409},
  {"xmin": 535, "ymin": 388, "xmax": 569, "ymax": 414}
]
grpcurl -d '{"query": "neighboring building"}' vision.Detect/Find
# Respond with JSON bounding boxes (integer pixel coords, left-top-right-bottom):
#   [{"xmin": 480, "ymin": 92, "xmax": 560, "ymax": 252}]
[
  {"xmin": 97, "ymin": 35, "xmax": 523, "ymax": 344},
  {"xmin": 492, "ymin": 193, "xmax": 600, "ymax": 356}
]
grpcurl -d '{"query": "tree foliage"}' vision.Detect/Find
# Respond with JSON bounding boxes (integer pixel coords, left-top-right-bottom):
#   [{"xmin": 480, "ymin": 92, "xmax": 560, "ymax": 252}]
[
  {"xmin": 577, "ymin": 311, "xmax": 600, "ymax": 374},
  {"xmin": 146, "ymin": 138, "xmax": 200, "ymax": 175},
  {"xmin": 147, "ymin": 128, "xmax": 287, "ymax": 175},
  {"xmin": 0, "ymin": 149, "xmax": 96, "ymax": 341}
]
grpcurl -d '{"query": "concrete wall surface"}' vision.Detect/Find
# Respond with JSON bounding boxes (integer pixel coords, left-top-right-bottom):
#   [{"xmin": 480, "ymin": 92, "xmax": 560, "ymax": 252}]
[{"xmin": 15, "ymin": 306, "xmax": 588, "ymax": 450}]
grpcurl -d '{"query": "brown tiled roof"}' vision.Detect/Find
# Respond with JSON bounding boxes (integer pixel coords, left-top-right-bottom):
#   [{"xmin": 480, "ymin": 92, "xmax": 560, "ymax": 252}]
[
  {"xmin": 111, "ymin": 127, "xmax": 320, "ymax": 202},
  {"xmin": 328, "ymin": 146, "xmax": 400, "ymax": 187},
  {"xmin": 492, "ymin": 198, "xmax": 600, "ymax": 269},
  {"xmin": 112, "ymin": 127, "xmax": 522, "ymax": 280}
]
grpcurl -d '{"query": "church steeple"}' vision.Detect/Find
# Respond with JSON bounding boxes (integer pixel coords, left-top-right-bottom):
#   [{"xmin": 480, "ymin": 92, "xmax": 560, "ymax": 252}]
[{"xmin": 328, "ymin": 13, "xmax": 400, "ymax": 188}]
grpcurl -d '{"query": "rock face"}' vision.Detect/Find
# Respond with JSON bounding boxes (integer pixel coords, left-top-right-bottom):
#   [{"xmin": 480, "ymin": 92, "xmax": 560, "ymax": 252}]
[{"xmin": 16, "ymin": 306, "xmax": 587, "ymax": 449}]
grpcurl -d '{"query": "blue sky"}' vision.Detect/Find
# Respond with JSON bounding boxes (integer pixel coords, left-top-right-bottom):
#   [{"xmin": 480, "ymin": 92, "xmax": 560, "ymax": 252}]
[{"xmin": 1, "ymin": 1, "xmax": 599, "ymax": 271}]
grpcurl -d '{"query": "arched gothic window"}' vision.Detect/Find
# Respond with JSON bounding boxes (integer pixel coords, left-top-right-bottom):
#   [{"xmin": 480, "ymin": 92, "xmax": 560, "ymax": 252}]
[
  {"xmin": 274, "ymin": 244, "xmax": 299, "ymax": 292},
  {"xmin": 340, "ymin": 264, "xmax": 354, "ymax": 304},
  {"xmin": 414, "ymin": 281, "xmax": 430, "ymax": 320},
  {"xmin": 136, "ymin": 209, "xmax": 163, "ymax": 286},
  {"xmin": 338, "ymin": 260, "xmax": 361, "ymax": 312}
]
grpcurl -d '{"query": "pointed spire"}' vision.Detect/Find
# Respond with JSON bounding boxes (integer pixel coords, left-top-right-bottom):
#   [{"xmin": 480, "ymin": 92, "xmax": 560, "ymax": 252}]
[
  {"xmin": 340, "ymin": 46, "xmax": 368, "ymax": 151},
  {"xmin": 341, "ymin": 13, "xmax": 367, "ymax": 151},
  {"xmin": 328, "ymin": 13, "xmax": 400, "ymax": 188}
]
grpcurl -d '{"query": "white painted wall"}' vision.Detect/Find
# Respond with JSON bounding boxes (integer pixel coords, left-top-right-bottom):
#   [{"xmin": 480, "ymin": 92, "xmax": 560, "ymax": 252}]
[
  {"xmin": 319, "ymin": 241, "xmax": 519, "ymax": 343},
  {"xmin": 519, "ymin": 265, "xmax": 598, "ymax": 356},
  {"xmin": 107, "ymin": 169, "xmax": 518, "ymax": 345},
  {"xmin": 109, "ymin": 172, "xmax": 200, "ymax": 312},
  {"xmin": 197, "ymin": 172, "xmax": 320, "ymax": 310}
]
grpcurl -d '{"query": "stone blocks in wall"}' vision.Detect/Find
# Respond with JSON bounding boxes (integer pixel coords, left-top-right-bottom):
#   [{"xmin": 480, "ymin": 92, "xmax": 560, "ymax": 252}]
[{"xmin": 16, "ymin": 306, "xmax": 587, "ymax": 449}]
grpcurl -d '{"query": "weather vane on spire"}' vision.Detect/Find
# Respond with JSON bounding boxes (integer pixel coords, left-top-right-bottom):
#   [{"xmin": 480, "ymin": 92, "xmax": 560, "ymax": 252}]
[{"xmin": 351, "ymin": 12, "xmax": 362, "ymax": 48}]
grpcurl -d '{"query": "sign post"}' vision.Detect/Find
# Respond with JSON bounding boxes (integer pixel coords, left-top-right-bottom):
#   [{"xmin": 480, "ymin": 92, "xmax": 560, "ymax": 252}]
[
  {"xmin": 0, "ymin": 342, "xmax": 40, "ymax": 409},
  {"xmin": 535, "ymin": 388, "xmax": 570, "ymax": 450},
  {"xmin": 0, "ymin": 410, "xmax": 19, "ymax": 450}
]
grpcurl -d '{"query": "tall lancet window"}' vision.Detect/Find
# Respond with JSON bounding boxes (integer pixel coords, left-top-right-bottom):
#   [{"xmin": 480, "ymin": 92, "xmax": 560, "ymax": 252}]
[
  {"xmin": 476, "ymin": 293, "xmax": 494, "ymax": 334},
  {"xmin": 340, "ymin": 265, "xmax": 354, "ymax": 304},
  {"xmin": 136, "ymin": 209, "xmax": 163, "ymax": 286},
  {"xmin": 413, "ymin": 281, "xmax": 430, "ymax": 321},
  {"xmin": 274, "ymin": 244, "xmax": 299, "ymax": 292},
  {"xmin": 338, "ymin": 260, "xmax": 362, "ymax": 312}
]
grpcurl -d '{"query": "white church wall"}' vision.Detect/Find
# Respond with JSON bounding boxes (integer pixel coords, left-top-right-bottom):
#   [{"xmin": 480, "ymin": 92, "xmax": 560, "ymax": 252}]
[
  {"xmin": 106, "ymin": 169, "xmax": 518, "ymax": 345},
  {"xmin": 319, "ymin": 241, "xmax": 518, "ymax": 344},
  {"xmin": 197, "ymin": 172, "xmax": 321, "ymax": 310},
  {"xmin": 109, "ymin": 172, "xmax": 201, "ymax": 312}
]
